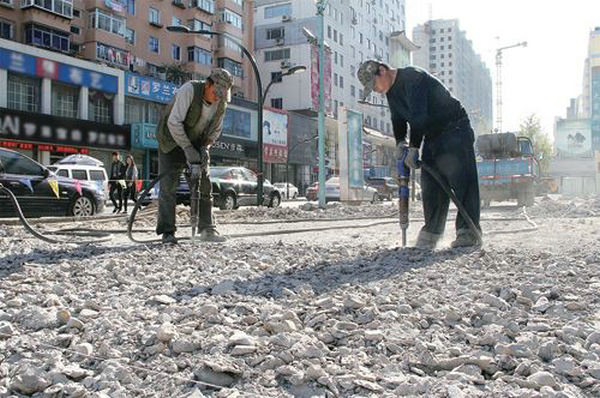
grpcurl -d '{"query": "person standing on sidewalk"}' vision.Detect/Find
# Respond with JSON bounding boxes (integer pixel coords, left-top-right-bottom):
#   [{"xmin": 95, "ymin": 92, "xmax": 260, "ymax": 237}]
[
  {"xmin": 109, "ymin": 152, "xmax": 126, "ymax": 214},
  {"xmin": 122, "ymin": 154, "xmax": 138, "ymax": 213},
  {"xmin": 357, "ymin": 60, "xmax": 481, "ymax": 249},
  {"xmin": 155, "ymin": 68, "xmax": 233, "ymax": 244}
]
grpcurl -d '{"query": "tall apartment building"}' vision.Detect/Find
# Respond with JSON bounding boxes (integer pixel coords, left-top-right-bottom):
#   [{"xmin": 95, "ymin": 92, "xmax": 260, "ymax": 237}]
[
  {"xmin": 412, "ymin": 19, "xmax": 493, "ymax": 135},
  {"xmin": 0, "ymin": 0, "xmax": 257, "ymax": 172},
  {"xmin": 253, "ymin": 0, "xmax": 406, "ymax": 136}
]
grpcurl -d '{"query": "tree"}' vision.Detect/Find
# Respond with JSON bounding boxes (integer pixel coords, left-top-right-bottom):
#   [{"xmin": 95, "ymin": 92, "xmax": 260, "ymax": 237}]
[
  {"xmin": 163, "ymin": 64, "xmax": 191, "ymax": 86},
  {"xmin": 519, "ymin": 114, "xmax": 552, "ymax": 173}
]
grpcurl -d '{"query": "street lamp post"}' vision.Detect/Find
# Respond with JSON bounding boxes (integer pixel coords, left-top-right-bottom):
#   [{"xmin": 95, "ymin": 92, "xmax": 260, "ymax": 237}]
[
  {"xmin": 315, "ymin": 1, "xmax": 327, "ymax": 209},
  {"xmin": 166, "ymin": 25, "xmax": 265, "ymax": 206}
]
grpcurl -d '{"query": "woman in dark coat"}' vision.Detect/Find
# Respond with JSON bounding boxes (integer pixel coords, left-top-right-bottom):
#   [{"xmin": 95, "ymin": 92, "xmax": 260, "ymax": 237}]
[{"xmin": 123, "ymin": 154, "xmax": 138, "ymax": 212}]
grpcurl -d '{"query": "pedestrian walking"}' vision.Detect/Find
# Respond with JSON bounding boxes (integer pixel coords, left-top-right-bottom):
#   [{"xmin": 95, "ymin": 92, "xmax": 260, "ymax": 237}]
[
  {"xmin": 123, "ymin": 154, "xmax": 138, "ymax": 213},
  {"xmin": 155, "ymin": 68, "xmax": 233, "ymax": 244},
  {"xmin": 357, "ymin": 60, "xmax": 481, "ymax": 249},
  {"xmin": 109, "ymin": 152, "xmax": 126, "ymax": 214}
]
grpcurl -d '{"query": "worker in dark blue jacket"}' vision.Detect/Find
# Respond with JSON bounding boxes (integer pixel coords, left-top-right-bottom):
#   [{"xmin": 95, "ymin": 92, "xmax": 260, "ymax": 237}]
[{"xmin": 358, "ymin": 60, "xmax": 481, "ymax": 249}]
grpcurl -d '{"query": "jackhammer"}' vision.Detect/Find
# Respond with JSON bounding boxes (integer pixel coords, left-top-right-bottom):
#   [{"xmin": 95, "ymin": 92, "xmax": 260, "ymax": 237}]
[
  {"xmin": 397, "ymin": 145, "xmax": 411, "ymax": 247},
  {"xmin": 187, "ymin": 163, "xmax": 202, "ymax": 243}
]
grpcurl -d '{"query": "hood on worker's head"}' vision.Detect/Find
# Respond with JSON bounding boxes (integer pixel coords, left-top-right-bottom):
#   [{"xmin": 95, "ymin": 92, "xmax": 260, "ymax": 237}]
[
  {"xmin": 209, "ymin": 68, "xmax": 234, "ymax": 102},
  {"xmin": 357, "ymin": 59, "xmax": 381, "ymax": 101}
]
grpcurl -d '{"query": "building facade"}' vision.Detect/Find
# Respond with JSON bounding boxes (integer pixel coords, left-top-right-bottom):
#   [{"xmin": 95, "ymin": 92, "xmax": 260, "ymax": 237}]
[
  {"xmin": 254, "ymin": 0, "xmax": 406, "ymax": 136},
  {"xmin": 412, "ymin": 19, "xmax": 493, "ymax": 135},
  {"xmin": 0, "ymin": 0, "xmax": 258, "ymax": 178}
]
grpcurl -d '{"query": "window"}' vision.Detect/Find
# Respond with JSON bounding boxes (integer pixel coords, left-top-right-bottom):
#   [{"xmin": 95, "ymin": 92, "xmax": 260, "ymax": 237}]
[
  {"xmin": 271, "ymin": 98, "xmax": 283, "ymax": 109},
  {"xmin": 264, "ymin": 48, "xmax": 290, "ymax": 62},
  {"xmin": 327, "ymin": 25, "xmax": 332, "ymax": 39},
  {"xmin": 0, "ymin": 150, "xmax": 43, "ymax": 176},
  {"xmin": 448, "ymin": 36, "xmax": 452, "ymax": 41},
  {"xmin": 125, "ymin": 28, "xmax": 134, "ymax": 45},
  {"xmin": 430, "ymin": 63, "xmax": 436, "ymax": 69},
  {"xmin": 149, "ymin": 36, "xmax": 159, "ymax": 53},
  {"xmin": 70, "ymin": 25, "xmax": 80, "ymax": 34},
  {"xmin": 73, "ymin": 8, "xmax": 80, "ymax": 17},
  {"xmin": 334, "ymin": 73, "xmax": 338, "ymax": 86},
  {"xmin": 359, "ymin": 33, "xmax": 363, "ymax": 44},
  {"xmin": 149, "ymin": 7, "xmax": 160, "ymax": 25},
  {"xmin": 96, "ymin": 43, "xmax": 130, "ymax": 66},
  {"xmin": 89, "ymin": 9, "xmax": 125, "ymax": 36},
  {"xmin": 172, "ymin": 16, "xmax": 181, "ymax": 26},
  {"xmin": 189, "ymin": 18, "xmax": 212, "ymax": 35},
  {"xmin": 24, "ymin": 24, "xmax": 70, "ymax": 52},
  {"xmin": 125, "ymin": 98, "xmax": 164, "ymax": 124},
  {"xmin": 350, "ymin": 65, "xmax": 355, "ymax": 76},
  {"xmin": 0, "ymin": 19, "xmax": 13, "ymax": 40},
  {"xmin": 339, "ymin": 76, "xmax": 344, "ymax": 88},
  {"xmin": 271, "ymin": 71, "xmax": 282, "ymax": 83},
  {"xmin": 448, "ymin": 45, "xmax": 452, "ymax": 49},
  {"xmin": 351, "ymin": 45, "xmax": 355, "ymax": 58},
  {"xmin": 127, "ymin": 0, "xmax": 134, "ymax": 15},
  {"xmin": 359, "ymin": 89, "xmax": 363, "ymax": 99},
  {"xmin": 56, "ymin": 169, "xmax": 69, "ymax": 177},
  {"xmin": 89, "ymin": 170, "xmax": 105, "ymax": 181},
  {"xmin": 350, "ymin": 85, "xmax": 355, "ymax": 97},
  {"xmin": 52, "ymin": 82, "xmax": 78, "ymax": 118},
  {"xmin": 340, "ymin": 33, "xmax": 343, "ymax": 46},
  {"xmin": 231, "ymin": 0, "xmax": 243, "ymax": 6},
  {"xmin": 340, "ymin": 55, "xmax": 344, "ymax": 67},
  {"xmin": 266, "ymin": 27, "xmax": 284, "ymax": 40},
  {"xmin": 264, "ymin": 3, "xmax": 290, "ymax": 18},
  {"xmin": 192, "ymin": 0, "xmax": 215, "ymax": 13},
  {"xmin": 187, "ymin": 46, "xmax": 212, "ymax": 65},
  {"xmin": 218, "ymin": 58, "xmax": 243, "ymax": 77},
  {"xmin": 334, "ymin": 51, "xmax": 337, "ymax": 64},
  {"xmin": 430, "ymin": 47, "xmax": 435, "ymax": 51},
  {"xmin": 71, "ymin": 170, "xmax": 87, "ymax": 180},
  {"xmin": 7, "ymin": 73, "xmax": 40, "ymax": 112},
  {"xmin": 219, "ymin": 9, "xmax": 242, "ymax": 30},
  {"xmin": 172, "ymin": 44, "xmax": 180, "ymax": 60},
  {"xmin": 20, "ymin": 0, "xmax": 73, "ymax": 19},
  {"xmin": 89, "ymin": 90, "xmax": 113, "ymax": 124},
  {"xmin": 333, "ymin": 29, "xmax": 337, "ymax": 42},
  {"xmin": 218, "ymin": 35, "xmax": 242, "ymax": 56}
]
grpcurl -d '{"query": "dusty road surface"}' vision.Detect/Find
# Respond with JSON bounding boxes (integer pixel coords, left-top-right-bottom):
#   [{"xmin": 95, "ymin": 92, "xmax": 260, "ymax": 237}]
[{"xmin": 1, "ymin": 196, "xmax": 599, "ymax": 397}]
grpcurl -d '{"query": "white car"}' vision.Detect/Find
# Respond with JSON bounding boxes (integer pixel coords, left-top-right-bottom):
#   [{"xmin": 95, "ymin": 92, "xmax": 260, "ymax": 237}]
[
  {"xmin": 47, "ymin": 155, "xmax": 109, "ymax": 198},
  {"xmin": 273, "ymin": 182, "xmax": 299, "ymax": 199}
]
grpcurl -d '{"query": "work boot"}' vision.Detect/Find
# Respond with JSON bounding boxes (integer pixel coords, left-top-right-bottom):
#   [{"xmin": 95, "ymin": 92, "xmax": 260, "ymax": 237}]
[
  {"xmin": 199, "ymin": 229, "xmax": 227, "ymax": 243},
  {"xmin": 162, "ymin": 232, "xmax": 178, "ymax": 245},
  {"xmin": 451, "ymin": 229, "xmax": 481, "ymax": 248},
  {"xmin": 414, "ymin": 230, "xmax": 441, "ymax": 250}
]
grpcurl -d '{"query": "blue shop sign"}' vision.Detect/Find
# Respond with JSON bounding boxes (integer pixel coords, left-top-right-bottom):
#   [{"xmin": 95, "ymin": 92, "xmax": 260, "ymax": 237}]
[
  {"xmin": 131, "ymin": 123, "xmax": 158, "ymax": 150},
  {"xmin": 126, "ymin": 72, "xmax": 178, "ymax": 103},
  {"xmin": 0, "ymin": 48, "xmax": 118, "ymax": 93}
]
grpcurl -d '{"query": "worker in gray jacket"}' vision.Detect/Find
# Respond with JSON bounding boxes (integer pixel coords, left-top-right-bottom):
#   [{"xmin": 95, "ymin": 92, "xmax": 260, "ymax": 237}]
[
  {"xmin": 155, "ymin": 68, "xmax": 233, "ymax": 244},
  {"xmin": 357, "ymin": 60, "xmax": 481, "ymax": 249}
]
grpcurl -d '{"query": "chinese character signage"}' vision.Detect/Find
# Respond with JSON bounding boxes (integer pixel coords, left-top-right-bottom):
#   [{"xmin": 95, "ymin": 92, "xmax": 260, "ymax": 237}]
[
  {"xmin": 0, "ymin": 48, "xmax": 118, "ymax": 93},
  {"xmin": 0, "ymin": 107, "xmax": 130, "ymax": 150},
  {"xmin": 263, "ymin": 108, "xmax": 288, "ymax": 164},
  {"xmin": 555, "ymin": 119, "xmax": 592, "ymax": 158},
  {"xmin": 347, "ymin": 110, "xmax": 364, "ymax": 188},
  {"xmin": 126, "ymin": 72, "xmax": 179, "ymax": 103},
  {"xmin": 131, "ymin": 123, "xmax": 158, "ymax": 149}
]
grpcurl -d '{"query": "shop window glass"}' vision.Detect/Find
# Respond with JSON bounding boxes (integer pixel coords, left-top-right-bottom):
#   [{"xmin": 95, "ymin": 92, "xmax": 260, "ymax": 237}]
[
  {"xmin": 52, "ymin": 82, "xmax": 79, "ymax": 119},
  {"xmin": 7, "ymin": 73, "xmax": 40, "ymax": 112}
]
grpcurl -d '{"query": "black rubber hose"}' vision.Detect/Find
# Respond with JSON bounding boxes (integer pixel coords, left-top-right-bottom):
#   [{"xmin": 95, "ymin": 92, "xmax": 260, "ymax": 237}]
[
  {"xmin": 419, "ymin": 163, "xmax": 483, "ymax": 244},
  {"xmin": 0, "ymin": 184, "xmax": 111, "ymax": 244},
  {"xmin": 127, "ymin": 172, "xmax": 170, "ymax": 244}
]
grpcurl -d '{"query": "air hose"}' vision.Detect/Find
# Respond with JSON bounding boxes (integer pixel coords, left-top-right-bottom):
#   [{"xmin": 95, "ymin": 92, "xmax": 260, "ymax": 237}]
[{"xmin": 0, "ymin": 184, "xmax": 112, "ymax": 244}]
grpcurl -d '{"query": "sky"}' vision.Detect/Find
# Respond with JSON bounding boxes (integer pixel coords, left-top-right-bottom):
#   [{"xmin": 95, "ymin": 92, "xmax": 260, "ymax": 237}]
[{"xmin": 405, "ymin": 0, "xmax": 600, "ymax": 139}]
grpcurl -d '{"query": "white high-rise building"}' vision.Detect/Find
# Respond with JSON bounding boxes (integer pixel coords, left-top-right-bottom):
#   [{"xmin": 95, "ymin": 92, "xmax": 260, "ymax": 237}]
[
  {"xmin": 412, "ymin": 19, "xmax": 493, "ymax": 135},
  {"xmin": 254, "ymin": 0, "xmax": 406, "ymax": 136}
]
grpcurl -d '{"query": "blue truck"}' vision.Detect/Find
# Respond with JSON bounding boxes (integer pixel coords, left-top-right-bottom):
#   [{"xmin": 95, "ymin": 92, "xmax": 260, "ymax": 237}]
[{"xmin": 476, "ymin": 133, "xmax": 539, "ymax": 208}]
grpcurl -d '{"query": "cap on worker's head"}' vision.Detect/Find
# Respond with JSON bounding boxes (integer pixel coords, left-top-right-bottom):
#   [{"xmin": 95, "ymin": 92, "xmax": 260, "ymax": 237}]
[
  {"xmin": 357, "ymin": 59, "xmax": 382, "ymax": 100},
  {"xmin": 208, "ymin": 68, "xmax": 234, "ymax": 101}
]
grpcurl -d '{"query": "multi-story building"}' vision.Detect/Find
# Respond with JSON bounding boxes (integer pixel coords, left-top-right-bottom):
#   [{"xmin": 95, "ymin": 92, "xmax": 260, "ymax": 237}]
[
  {"xmin": 254, "ymin": 0, "xmax": 406, "ymax": 134},
  {"xmin": 0, "ymin": 0, "xmax": 257, "ymax": 176},
  {"xmin": 412, "ymin": 19, "xmax": 493, "ymax": 135}
]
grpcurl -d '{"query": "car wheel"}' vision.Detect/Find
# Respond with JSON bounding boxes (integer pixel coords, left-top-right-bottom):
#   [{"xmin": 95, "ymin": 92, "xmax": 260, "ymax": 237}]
[
  {"xmin": 292, "ymin": 192, "xmax": 298, "ymax": 199},
  {"xmin": 370, "ymin": 194, "xmax": 377, "ymax": 204},
  {"xmin": 220, "ymin": 192, "xmax": 236, "ymax": 210},
  {"xmin": 269, "ymin": 193, "xmax": 281, "ymax": 208},
  {"xmin": 70, "ymin": 195, "xmax": 95, "ymax": 217}
]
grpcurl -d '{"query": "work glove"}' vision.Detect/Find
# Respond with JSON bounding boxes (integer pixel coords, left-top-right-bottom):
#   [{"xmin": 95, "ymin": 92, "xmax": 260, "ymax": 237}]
[
  {"xmin": 189, "ymin": 163, "xmax": 204, "ymax": 180},
  {"xmin": 183, "ymin": 146, "xmax": 202, "ymax": 164},
  {"xmin": 404, "ymin": 147, "xmax": 421, "ymax": 169}
]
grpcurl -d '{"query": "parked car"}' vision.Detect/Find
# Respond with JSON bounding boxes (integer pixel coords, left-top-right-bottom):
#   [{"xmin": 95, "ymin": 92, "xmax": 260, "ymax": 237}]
[
  {"xmin": 305, "ymin": 177, "xmax": 378, "ymax": 203},
  {"xmin": 175, "ymin": 166, "xmax": 281, "ymax": 210},
  {"xmin": 0, "ymin": 148, "xmax": 105, "ymax": 218},
  {"xmin": 273, "ymin": 182, "xmax": 299, "ymax": 200},
  {"xmin": 366, "ymin": 176, "xmax": 399, "ymax": 201},
  {"xmin": 47, "ymin": 161, "xmax": 109, "ymax": 199}
]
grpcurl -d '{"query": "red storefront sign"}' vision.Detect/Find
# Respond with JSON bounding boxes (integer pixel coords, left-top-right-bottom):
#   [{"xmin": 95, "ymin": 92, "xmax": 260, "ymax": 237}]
[{"xmin": 0, "ymin": 140, "xmax": 89, "ymax": 154}]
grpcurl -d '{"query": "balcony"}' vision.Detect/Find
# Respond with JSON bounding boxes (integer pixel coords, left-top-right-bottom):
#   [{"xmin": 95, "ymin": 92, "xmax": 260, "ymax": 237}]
[
  {"xmin": 95, "ymin": 42, "xmax": 131, "ymax": 69},
  {"xmin": 20, "ymin": 0, "xmax": 73, "ymax": 19},
  {"xmin": 172, "ymin": 0, "xmax": 185, "ymax": 9}
]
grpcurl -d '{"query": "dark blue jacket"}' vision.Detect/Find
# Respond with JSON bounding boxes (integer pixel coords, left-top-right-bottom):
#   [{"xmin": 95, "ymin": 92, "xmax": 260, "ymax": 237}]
[{"xmin": 386, "ymin": 66, "xmax": 469, "ymax": 148}]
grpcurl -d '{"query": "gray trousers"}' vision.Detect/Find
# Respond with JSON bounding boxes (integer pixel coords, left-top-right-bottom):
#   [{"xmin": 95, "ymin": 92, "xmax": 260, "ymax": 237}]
[{"xmin": 156, "ymin": 147, "xmax": 216, "ymax": 235}]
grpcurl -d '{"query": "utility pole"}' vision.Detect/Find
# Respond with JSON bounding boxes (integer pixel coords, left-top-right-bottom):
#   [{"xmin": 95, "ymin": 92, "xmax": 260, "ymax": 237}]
[
  {"xmin": 315, "ymin": 0, "xmax": 328, "ymax": 209},
  {"xmin": 495, "ymin": 41, "xmax": 527, "ymax": 133}
]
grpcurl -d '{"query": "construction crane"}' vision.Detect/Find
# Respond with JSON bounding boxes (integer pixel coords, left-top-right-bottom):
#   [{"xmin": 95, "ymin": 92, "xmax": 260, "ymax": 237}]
[{"xmin": 495, "ymin": 41, "xmax": 527, "ymax": 133}]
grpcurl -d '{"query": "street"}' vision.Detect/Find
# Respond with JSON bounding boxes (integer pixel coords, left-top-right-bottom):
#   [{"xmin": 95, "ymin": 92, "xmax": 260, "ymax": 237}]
[{"xmin": 1, "ymin": 196, "xmax": 599, "ymax": 397}]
